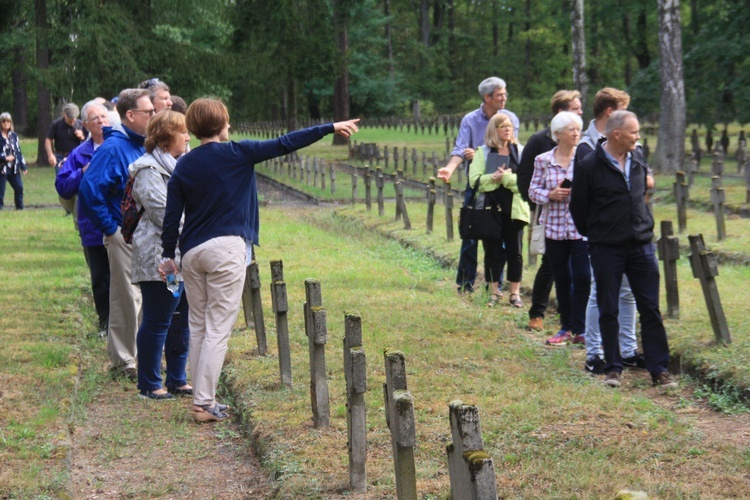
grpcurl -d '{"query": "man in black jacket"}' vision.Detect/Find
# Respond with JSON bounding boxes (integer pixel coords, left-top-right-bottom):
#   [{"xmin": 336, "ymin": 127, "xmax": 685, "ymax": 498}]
[
  {"xmin": 570, "ymin": 110, "xmax": 677, "ymax": 389},
  {"xmin": 517, "ymin": 90, "xmax": 582, "ymax": 331}
]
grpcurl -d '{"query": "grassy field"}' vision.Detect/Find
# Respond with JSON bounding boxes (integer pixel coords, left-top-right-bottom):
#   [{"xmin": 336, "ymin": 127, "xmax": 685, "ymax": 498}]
[{"xmin": 3, "ymin": 128, "xmax": 749, "ymax": 497}]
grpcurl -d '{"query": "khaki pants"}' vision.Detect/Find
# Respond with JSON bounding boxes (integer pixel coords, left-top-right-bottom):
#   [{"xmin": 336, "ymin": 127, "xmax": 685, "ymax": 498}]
[
  {"xmin": 104, "ymin": 227, "xmax": 142, "ymax": 370},
  {"xmin": 182, "ymin": 236, "xmax": 246, "ymax": 406}
]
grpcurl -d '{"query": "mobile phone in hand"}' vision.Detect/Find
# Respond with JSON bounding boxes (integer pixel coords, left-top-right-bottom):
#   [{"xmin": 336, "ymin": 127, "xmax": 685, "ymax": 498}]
[{"xmin": 560, "ymin": 179, "xmax": 572, "ymax": 188}]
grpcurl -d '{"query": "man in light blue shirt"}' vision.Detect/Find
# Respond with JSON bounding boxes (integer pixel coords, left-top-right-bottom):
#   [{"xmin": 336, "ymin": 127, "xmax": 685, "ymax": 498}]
[{"xmin": 438, "ymin": 77, "xmax": 519, "ymax": 293}]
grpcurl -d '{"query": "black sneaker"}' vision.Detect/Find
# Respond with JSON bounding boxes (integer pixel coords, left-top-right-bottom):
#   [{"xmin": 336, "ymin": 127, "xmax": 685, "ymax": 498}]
[
  {"xmin": 584, "ymin": 356, "xmax": 605, "ymax": 375},
  {"xmin": 457, "ymin": 284, "xmax": 474, "ymax": 294},
  {"xmin": 622, "ymin": 352, "xmax": 647, "ymax": 369}
]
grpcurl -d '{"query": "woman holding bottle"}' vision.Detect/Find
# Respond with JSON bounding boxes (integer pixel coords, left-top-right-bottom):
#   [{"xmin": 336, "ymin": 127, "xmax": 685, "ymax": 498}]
[{"xmin": 130, "ymin": 110, "xmax": 192, "ymax": 399}]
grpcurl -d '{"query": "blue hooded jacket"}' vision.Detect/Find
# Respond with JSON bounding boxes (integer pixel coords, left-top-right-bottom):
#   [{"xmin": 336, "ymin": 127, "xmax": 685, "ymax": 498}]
[{"xmin": 79, "ymin": 124, "xmax": 145, "ymax": 237}]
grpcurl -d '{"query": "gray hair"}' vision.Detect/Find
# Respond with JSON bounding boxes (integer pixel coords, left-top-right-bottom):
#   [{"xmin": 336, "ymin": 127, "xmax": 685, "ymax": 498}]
[
  {"xmin": 0, "ymin": 112, "xmax": 13, "ymax": 131},
  {"xmin": 63, "ymin": 103, "xmax": 80, "ymax": 119},
  {"xmin": 606, "ymin": 110, "xmax": 638, "ymax": 136},
  {"xmin": 550, "ymin": 111, "xmax": 583, "ymax": 144},
  {"xmin": 478, "ymin": 77, "xmax": 507, "ymax": 99},
  {"xmin": 81, "ymin": 101, "xmax": 106, "ymax": 122}
]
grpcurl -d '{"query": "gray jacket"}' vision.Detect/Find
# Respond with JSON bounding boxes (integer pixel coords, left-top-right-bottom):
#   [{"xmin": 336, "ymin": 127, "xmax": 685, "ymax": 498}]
[{"xmin": 129, "ymin": 152, "xmax": 183, "ymax": 283}]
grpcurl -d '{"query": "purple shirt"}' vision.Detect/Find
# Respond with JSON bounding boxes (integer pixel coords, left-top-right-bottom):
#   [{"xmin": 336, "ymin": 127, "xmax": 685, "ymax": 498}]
[
  {"xmin": 450, "ymin": 105, "xmax": 520, "ymax": 159},
  {"xmin": 529, "ymin": 147, "xmax": 583, "ymax": 241}
]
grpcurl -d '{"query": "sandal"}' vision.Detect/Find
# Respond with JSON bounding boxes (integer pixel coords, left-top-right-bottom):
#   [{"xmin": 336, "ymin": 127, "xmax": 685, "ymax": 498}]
[
  {"xmin": 509, "ymin": 294, "xmax": 523, "ymax": 308},
  {"xmin": 191, "ymin": 404, "xmax": 229, "ymax": 423},
  {"xmin": 487, "ymin": 293, "xmax": 502, "ymax": 307}
]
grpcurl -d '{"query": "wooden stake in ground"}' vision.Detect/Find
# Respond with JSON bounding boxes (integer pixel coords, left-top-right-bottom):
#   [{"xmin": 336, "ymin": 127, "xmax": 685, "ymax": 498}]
[
  {"xmin": 688, "ymin": 234, "xmax": 731, "ymax": 345},
  {"xmin": 445, "ymin": 189, "xmax": 454, "ymax": 242},
  {"xmin": 351, "ymin": 172, "xmax": 358, "ymax": 205},
  {"xmin": 344, "ymin": 313, "xmax": 367, "ymax": 493},
  {"xmin": 376, "ymin": 169, "xmax": 385, "ymax": 216},
  {"xmin": 330, "ymin": 165, "xmax": 336, "ymax": 194},
  {"xmin": 241, "ymin": 261, "xmax": 268, "ymax": 355},
  {"xmin": 270, "ymin": 260, "xmax": 293, "ymax": 386},
  {"xmin": 710, "ymin": 175, "xmax": 726, "ymax": 241},
  {"xmin": 304, "ymin": 279, "xmax": 329, "ymax": 427},
  {"xmin": 446, "ymin": 400, "xmax": 498, "ymax": 500},
  {"xmin": 673, "ymin": 171, "xmax": 689, "ymax": 233},
  {"xmin": 364, "ymin": 166, "xmax": 372, "ymax": 211},
  {"xmin": 383, "ymin": 349, "xmax": 417, "ymax": 499},
  {"xmin": 657, "ymin": 221, "xmax": 680, "ymax": 319},
  {"xmin": 394, "ymin": 181, "xmax": 411, "ymax": 230}
]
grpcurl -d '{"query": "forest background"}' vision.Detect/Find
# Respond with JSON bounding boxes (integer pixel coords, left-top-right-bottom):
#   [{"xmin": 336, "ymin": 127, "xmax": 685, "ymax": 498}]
[{"xmin": 0, "ymin": 0, "xmax": 747, "ymax": 165}]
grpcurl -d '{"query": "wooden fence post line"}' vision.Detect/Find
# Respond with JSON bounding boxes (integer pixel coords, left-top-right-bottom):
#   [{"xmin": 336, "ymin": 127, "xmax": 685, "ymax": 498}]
[
  {"xmin": 411, "ymin": 148, "xmax": 417, "ymax": 176},
  {"xmin": 426, "ymin": 187, "xmax": 436, "ymax": 234},
  {"xmin": 344, "ymin": 313, "xmax": 367, "ymax": 493},
  {"xmin": 445, "ymin": 189, "xmax": 454, "ymax": 242},
  {"xmin": 656, "ymin": 221, "xmax": 680, "ymax": 319},
  {"xmin": 304, "ymin": 279, "xmax": 329, "ymax": 428},
  {"xmin": 376, "ymin": 169, "xmax": 385, "ymax": 216},
  {"xmin": 383, "ymin": 350, "xmax": 417, "ymax": 500},
  {"xmin": 394, "ymin": 181, "xmax": 412, "ymax": 230},
  {"xmin": 446, "ymin": 400, "xmax": 498, "ymax": 500},
  {"xmin": 330, "ymin": 165, "xmax": 336, "ymax": 194},
  {"xmin": 384, "ymin": 145, "xmax": 389, "ymax": 171},
  {"xmin": 364, "ymin": 166, "xmax": 372, "ymax": 211},
  {"xmin": 673, "ymin": 171, "xmax": 689, "ymax": 233},
  {"xmin": 710, "ymin": 176, "xmax": 726, "ymax": 241},
  {"xmin": 270, "ymin": 260, "xmax": 292, "ymax": 386},
  {"xmin": 688, "ymin": 234, "xmax": 731, "ymax": 345},
  {"xmin": 241, "ymin": 261, "xmax": 268, "ymax": 355},
  {"xmin": 394, "ymin": 173, "xmax": 403, "ymax": 220},
  {"xmin": 305, "ymin": 157, "xmax": 311, "ymax": 185}
]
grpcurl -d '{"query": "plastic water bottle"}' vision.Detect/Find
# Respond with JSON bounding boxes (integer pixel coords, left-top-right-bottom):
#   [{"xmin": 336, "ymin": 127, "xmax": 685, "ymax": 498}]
[{"xmin": 165, "ymin": 273, "xmax": 180, "ymax": 297}]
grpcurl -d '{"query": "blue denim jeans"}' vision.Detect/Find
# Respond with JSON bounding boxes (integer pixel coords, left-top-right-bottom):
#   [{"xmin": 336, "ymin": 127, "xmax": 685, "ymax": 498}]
[
  {"xmin": 585, "ymin": 273, "xmax": 638, "ymax": 360},
  {"xmin": 589, "ymin": 242, "xmax": 670, "ymax": 376},
  {"xmin": 136, "ymin": 281, "xmax": 190, "ymax": 392},
  {"xmin": 545, "ymin": 238, "xmax": 590, "ymax": 334}
]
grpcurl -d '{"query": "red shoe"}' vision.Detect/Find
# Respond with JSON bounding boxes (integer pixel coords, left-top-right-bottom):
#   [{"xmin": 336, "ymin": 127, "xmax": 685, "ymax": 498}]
[
  {"xmin": 545, "ymin": 330, "xmax": 572, "ymax": 346},
  {"xmin": 572, "ymin": 334, "xmax": 585, "ymax": 345}
]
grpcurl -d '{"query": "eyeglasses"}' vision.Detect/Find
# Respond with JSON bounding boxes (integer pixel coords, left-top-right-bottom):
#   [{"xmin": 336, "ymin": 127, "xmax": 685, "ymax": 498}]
[
  {"xmin": 496, "ymin": 124, "xmax": 512, "ymax": 129},
  {"xmin": 131, "ymin": 108, "xmax": 156, "ymax": 116},
  {"xmin": 0, "ymin": 119, "xmax": 10, "ymax": 123}
]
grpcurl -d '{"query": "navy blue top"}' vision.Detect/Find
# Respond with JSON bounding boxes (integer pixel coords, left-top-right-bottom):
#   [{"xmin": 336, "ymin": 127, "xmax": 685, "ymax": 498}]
[{"xmin": 161, "ymin": 123, "xmax": 335, "ymax": 259}]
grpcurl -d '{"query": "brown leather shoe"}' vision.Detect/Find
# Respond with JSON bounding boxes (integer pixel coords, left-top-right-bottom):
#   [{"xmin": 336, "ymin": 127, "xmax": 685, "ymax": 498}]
[
  {"xmin": 528, "ymin": 317, "xmax": 543, "ymax": 331},
  {"xmin": 653, "ymin": 371, "xmax": 678, "ymax": 389}
]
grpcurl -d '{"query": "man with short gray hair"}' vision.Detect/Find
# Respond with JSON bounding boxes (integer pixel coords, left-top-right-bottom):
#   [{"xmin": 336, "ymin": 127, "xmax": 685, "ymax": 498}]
[
  {"xmin": 570, "ymin": 110, "xmax": 677, "ymax": 390},
  {"xmin": 45, "ymin": 103, "xmax": 85, "ymax": 168},
  {"xmin": 438, "ymin": 77, "xmax": 519, "ymax": 293}
]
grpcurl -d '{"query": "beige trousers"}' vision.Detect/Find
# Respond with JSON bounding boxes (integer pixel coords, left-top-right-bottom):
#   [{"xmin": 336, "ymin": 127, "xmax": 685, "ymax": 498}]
[
  {"xmin": 182, "ymin": 236, "xmax": 246, "ymax": 406},
  {"xmin": 104, "ymin": 227, "xmax": 142, "ymax": 370}
]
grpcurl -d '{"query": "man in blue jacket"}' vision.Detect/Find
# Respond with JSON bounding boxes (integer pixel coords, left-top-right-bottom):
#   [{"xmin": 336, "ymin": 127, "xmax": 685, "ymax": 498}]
[
  {"xmin": 570, "ymin": 110, "xmax": 677, "ymax": 390},
  {"xmin": 79, "ymin": 88, "xmax": 154, "ymax": 380}
]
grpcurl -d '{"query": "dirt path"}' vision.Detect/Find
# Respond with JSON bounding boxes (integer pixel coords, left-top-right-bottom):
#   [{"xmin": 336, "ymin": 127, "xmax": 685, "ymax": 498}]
[{"xmin": 67, "ymin": 375, "xmax": 274, "ymax": 498}]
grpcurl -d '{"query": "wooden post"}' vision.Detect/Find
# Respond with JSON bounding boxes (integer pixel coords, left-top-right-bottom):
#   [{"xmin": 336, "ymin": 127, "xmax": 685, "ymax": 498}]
[
  {"xmin": 411, "ymin": 148, "xmax": 417, "ymax": 176},
  {"xmin": 688, "ymin": 234, "xmax": 731, "ymax": 345},
  {"xmin": 364, "ymin": 166, "xmax": 372, "ymax": 211},
  {"xmin": 304, "ymin": 279, "xmax": 329, "ymax": 427},
  {"xmin": 383, "ymin": 350, "xmax": 417, "ymax": 499},
  {"xmin": 330, "ymin": 165, "xmax": 336, "ymax": 194},
  {"xmin": 446, "ymin": 401, "xmax": 498, "ymax": 500},
  {"xmin": 445, "ymin": 189, "xmax": 454, "ymax": 242},
  {"xmin": 376, "ymin": 169, "xmax": 385, "ymax": 216},
  {"xmin": 394, "ymin": 173, "xmax": 402, "ymax": 220},
  {"xmin": 305, "ymin": 157, "xmax": 311, "ymax": 185},
  {"xmin": 344, "ymin": 313, "xmax": 367, "ymax": 493},
  {"xmin": 393, "ymin": 147, "xmax": 399, "ymax": 172},
  {"xmin": 656, "ymin": 221, "xmax": 680, "ymax": 319},
  {"xmin": 402, "ymin": 147, "xmax": 408, "ymax": 171},
  {"xmin": 270, "ymin": 260, "xmax": 292, "ymax": 386},
  {"xmin": 242, "ymin": 261, "xmax": 268, "ymax": 355},
  {"xmin": 673, "ymin": 171, "xmax": 689, "ymax": 234},
  {"xmin": 313, "ymin": 158, "xmax": 319, "ymax": 187},
  {"xmin": 426, "ymin": 186, "xmax": 436, "ymax": 234},
  {"xmin": 384, "ymin": 145, "xmax": 389, "ymax": 171},
  {"xmin": 711, "ymin": 146, "xmax": 724, "ymax": 176},
  {"xmin": 432, "ymin": 152, "xmax": 438, "ymax": 178},
  {"xmin": 710, "ymin": 176, "xmax": 726, "ymax": 241},
  {"xmin": 394, "ymin": 181, "xmax": 411, "ymax": 230},
  {"xmin": 351, "ymin": 172, "xmax": 358, "ymax": 205}
]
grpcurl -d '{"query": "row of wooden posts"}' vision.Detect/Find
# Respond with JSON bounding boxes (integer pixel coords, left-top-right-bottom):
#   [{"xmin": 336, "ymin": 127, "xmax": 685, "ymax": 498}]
[
  {"xmin": 239, "ymin": 260, "xmax": 497, "ymax": 498},
  {"xmin": 673, "ymin": 147, "xmax": 750, "ymax": 242}
]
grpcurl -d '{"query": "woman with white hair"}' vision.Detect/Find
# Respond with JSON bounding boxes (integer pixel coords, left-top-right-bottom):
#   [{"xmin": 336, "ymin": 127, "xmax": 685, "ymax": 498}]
[
  {"xmin": 0, "ymin": 112, "xmax": 27, "ymax": 210},
  {"xmin": 529, "ymin": 111, "xmax": 590, "ymax": 346}
]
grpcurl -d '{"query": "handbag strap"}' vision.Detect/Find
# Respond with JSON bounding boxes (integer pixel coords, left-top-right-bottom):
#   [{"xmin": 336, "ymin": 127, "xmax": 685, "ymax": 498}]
[
  {"xmin": 533, "ymin": 204, "xmax": 543, "ymax": 225},
  {"xmin": 465, "ymin": 177, "xmax": 482, "ymax": 207}
]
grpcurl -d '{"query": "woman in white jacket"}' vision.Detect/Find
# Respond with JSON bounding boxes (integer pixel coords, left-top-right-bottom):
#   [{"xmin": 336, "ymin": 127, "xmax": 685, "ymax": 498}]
[{"xmin": 130, "ymin": 111, "xmax": 191, "ymax": 400}]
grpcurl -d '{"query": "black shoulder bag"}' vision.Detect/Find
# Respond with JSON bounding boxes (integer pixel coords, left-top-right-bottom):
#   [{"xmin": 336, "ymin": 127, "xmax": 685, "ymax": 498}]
[{"xmin": 458, "ymin": 178, "xmax": 503, "ymax": 241}]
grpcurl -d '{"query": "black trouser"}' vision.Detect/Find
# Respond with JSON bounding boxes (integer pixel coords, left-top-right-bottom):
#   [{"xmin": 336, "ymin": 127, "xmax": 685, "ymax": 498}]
[
  {"xmin": 0, "ymin": 171, "xmax": 24, "ymax": 209},
  {"xmin": 83, "ymin": 245, "xmax": 110, "ymax": 331},
  {"xmin": 528, "ymin": 253, "xmax": 554, "ymax": 319}
]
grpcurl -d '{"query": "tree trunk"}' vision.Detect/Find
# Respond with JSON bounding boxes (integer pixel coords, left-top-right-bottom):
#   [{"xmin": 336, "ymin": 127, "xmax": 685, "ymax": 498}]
[
  {"xmin": 652, "ymin": 0, "xmax": 686, "ymax": 174},
  {"xmin": 35, "ymin": 0, "xmax": 52, "ymax": 166},
  {"xmin": 332, "ymin": 0, "xmax": 350, "ymax": 146},
  {"xmin": 419, "ymin": 0, "xmax": 430, "ymax": 48},
  {"xmin": 571, "ymin": 0, "xmax": 588, "ymax": 114},
  {"xmin": 12, "ymin": 46, "xmax": 29, "ymax": 136},
  {"xmin": 384, "ymin": 0, "xmax": 395, "ymax": 78},
  {"xmin": 492, "ymin": 0, "xmax": 499, "ymax": 57},
  {"xmin": 286, "ymin": 78, "xmax": 298, "ymax": 132}
]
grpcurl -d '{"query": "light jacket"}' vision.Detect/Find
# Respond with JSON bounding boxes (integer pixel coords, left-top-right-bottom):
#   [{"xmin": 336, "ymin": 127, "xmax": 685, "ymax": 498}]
[{"xmin": 468, "ymin": 144, "xmax": 530, "ymax": 224}]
